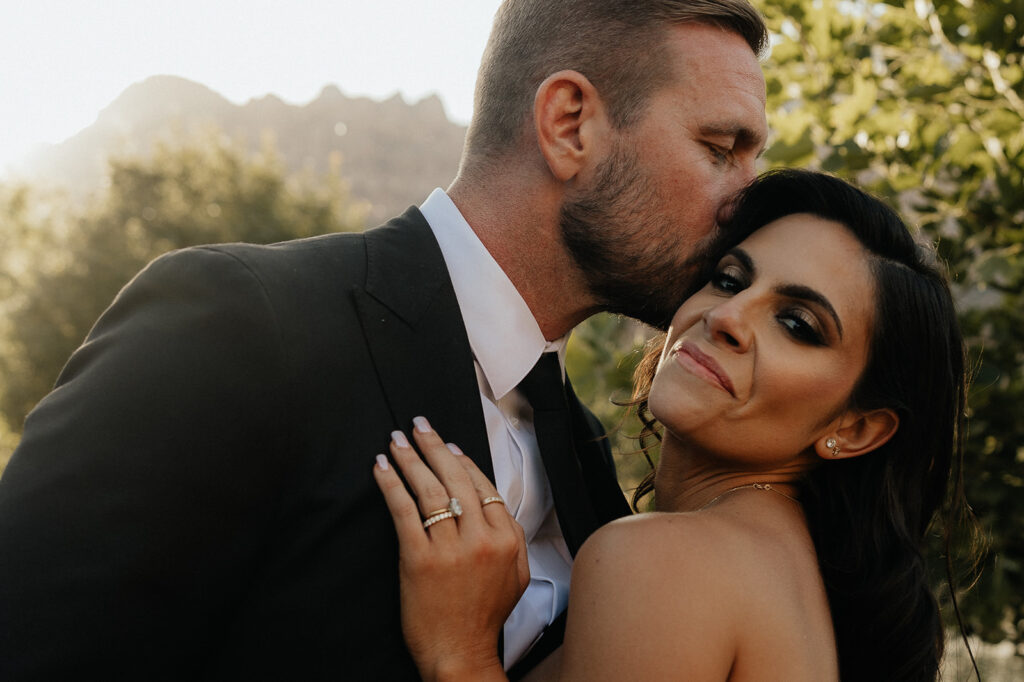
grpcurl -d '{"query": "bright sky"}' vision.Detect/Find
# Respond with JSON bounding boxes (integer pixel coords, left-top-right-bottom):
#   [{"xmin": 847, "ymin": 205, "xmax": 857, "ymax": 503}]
[{"xmin": 0, "ymin": 0, "xmax": 505, "ymax": 175}]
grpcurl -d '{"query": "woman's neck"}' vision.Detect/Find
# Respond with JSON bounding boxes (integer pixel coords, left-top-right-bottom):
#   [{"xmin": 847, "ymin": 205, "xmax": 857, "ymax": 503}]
[{"xmin": 652, "ymin": 436, "xmax": 812, "ymax": 513}]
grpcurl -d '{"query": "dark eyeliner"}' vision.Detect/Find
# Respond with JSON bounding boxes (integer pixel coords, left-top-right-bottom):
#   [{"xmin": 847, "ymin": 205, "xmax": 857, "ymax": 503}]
[
  {"xmin": 778, "ymin": 309, "xmax": 826, "ymax": 346},
  {"xmin": 710, "ymin": 262, "xmax": 747, "ymax": 293}
]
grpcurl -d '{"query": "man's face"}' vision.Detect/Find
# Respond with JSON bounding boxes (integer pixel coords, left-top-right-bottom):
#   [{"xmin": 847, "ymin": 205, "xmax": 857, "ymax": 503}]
[{"xmin": 559, "ymin": 22, "xmax": 768, "ymax": 328}]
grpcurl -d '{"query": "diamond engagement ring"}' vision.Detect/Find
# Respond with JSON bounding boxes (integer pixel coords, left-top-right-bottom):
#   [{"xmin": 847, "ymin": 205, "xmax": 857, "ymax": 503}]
[
  {"xmin": 422, "ymin": 497, "xmax": 463, "ymax": 528},
  {"xmin": 447, "ymin": 497, "xmax": 463, "ymax": 517}
]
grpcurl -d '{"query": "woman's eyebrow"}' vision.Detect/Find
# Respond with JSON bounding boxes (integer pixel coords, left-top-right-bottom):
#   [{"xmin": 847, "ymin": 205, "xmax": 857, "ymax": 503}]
[
  {"xmin": 729, "ymin": 247, "xmax": 844, "ymax": 339},
  {"xmin": 728, "ymin": 247, "xmax": 756, "ymax": 275}
]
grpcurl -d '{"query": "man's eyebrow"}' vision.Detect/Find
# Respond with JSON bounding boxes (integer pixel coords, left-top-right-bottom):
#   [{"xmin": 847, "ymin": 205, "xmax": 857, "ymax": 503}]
[
  {"xmin": 698, "ymin": 123, "xmax": 766, "ymax": 152},
  {"xmin": 728, "ymin": 247, "xmax": 844, "ymax": 339},
  {"xmin": 777, "ymin": 284, "xmax": 845, "ymax": 340}
]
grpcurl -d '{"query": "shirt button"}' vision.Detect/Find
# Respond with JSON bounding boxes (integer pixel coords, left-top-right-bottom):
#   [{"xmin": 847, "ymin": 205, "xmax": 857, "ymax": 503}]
[{"xmin": 510, "ymin": 417, "xmax": 520, "ymax": 428}]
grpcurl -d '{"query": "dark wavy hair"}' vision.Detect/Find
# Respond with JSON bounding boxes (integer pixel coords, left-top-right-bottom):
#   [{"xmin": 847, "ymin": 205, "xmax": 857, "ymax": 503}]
[{"xmin": 630, "ymin": 169, "xmax": 977, "ymax": 681}]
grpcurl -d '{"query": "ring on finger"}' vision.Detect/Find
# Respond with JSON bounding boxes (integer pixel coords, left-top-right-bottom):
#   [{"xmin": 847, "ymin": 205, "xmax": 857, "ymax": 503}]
[
  {"xmin": 481, "ymin": 496, "xmax": 505, "ymax": 508},
  {"xmin": 423, "ymin": 497, "xmax": 463, "ymax": 520},
  {"xmin": 423, "ymin": 511, "xmax": 456, "ymax": 529}
]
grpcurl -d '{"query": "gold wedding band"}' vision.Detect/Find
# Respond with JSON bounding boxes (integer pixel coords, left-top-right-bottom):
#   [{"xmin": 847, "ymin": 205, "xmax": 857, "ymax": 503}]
[
  {"xmin": 423, "ymin": 511, "xmax": 456, "ymax": 529},
  {"xmin": 421, "ymin": 498, "xmax": 463, "ymax": 528},
  {"xmin": 481, "ymin": 496, "xmax": 505, "ymax": 507}
]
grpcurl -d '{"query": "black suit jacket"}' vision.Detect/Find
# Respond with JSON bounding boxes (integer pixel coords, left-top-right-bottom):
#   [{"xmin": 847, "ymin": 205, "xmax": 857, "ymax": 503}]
[{"xmin": 0, "ymin": 209, "xmax": 630, "ymax": 680}]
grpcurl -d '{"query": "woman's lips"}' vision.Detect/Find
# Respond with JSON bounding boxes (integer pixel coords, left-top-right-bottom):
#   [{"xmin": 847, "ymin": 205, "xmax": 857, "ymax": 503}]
[{"xmin": 673, "ymin": 341, "xmax": 736, "ymax": 397}]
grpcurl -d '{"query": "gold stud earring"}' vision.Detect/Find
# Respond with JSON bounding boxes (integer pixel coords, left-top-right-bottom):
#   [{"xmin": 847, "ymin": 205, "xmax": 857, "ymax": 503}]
[{"xmin": 825, "ymin": 437, "xmax": 840, "ymax": 457}]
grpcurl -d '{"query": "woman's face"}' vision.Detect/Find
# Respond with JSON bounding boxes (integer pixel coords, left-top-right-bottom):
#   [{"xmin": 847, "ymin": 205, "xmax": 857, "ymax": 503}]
[{"xmin": 648, "ymin": 213, "xmax": 877, "ymax": 466}]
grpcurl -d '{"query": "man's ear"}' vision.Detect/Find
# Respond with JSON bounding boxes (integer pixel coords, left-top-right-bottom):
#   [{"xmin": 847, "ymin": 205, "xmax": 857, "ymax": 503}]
[
  {"xmin": 534, "ymin": 70, "xmax": 609, "ymax": 182},
  {"xmin": 817, "ymin": 408, "xmax": 900, "ymax": 460}
]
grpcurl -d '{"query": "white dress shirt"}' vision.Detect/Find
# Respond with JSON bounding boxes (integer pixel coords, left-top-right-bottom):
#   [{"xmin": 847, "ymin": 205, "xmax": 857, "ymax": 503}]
[{"xmin": 420, "ymin": 188, "xmax": 573, "ymax": 668}]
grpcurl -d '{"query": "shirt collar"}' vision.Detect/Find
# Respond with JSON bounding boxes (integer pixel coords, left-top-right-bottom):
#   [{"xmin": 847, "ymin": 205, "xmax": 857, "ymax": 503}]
[{"xmin": 420, "ymin": 188, "xmax": 567, "ymax": 399}]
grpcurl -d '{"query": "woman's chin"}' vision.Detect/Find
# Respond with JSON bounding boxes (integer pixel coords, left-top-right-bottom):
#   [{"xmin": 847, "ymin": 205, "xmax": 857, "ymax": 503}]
[{"xmin": 648, "ymin": 386, "xmax": 719, "ymax": 437}]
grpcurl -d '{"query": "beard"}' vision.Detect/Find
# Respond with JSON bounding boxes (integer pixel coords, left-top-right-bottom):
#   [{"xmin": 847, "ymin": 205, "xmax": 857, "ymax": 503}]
[{"xmin": 558, "ymin": 142, "xmax": 724, "ymax": 329}]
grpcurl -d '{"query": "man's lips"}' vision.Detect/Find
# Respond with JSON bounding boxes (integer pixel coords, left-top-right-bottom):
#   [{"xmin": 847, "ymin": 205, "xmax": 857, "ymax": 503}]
[{"xmin": 673, "ymin": 341, "xmax": 736, "ymax": 397}]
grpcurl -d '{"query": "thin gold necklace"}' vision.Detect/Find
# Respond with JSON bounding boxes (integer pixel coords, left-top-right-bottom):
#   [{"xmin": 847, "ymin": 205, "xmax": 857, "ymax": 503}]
[{"xmin": 698, "ymin": 483, "xmax": 800, "ymax": 511}]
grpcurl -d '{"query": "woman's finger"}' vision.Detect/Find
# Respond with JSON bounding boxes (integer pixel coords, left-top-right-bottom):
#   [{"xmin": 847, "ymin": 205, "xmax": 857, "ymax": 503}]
[
  {"xmin": 409, "ymin": 417, "xmax": 485, "ymax": 525},
  {"xmin": 451, "ymin": 451, "xmax": 529, "ymax": 591},
  {"xmin": 388, "ymin": 431, "xmax": 461, "ymax": 542},
  {"xmin": 372, "ymin": 454, "xmax": 429, "ymax": 552},
  {"xmin": 387, "ymin": 430, "xmax": 452, "ymax": 514},
  {"xmin": 452, "ymin": 448, "xmax": 512, "ymax": 527}
]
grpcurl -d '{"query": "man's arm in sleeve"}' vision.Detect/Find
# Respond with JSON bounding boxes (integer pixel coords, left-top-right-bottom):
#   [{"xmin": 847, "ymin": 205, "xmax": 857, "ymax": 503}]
[{"xmin": 0, "ymin": 246, "xmax": 298, "ymax": 679}]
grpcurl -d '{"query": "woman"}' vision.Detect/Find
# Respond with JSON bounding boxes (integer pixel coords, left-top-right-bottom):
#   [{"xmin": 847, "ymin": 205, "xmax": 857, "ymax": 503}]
[{"xmin": 372, "ymin": 170, "xmax": 974, "ymax": 681}]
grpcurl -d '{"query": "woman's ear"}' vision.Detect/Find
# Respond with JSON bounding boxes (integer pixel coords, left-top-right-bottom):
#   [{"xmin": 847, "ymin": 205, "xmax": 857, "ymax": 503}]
[
  {"xmin": 534, "ymin": 70, "xmax": 609, "ymax": 182},
  {"xmin": 818, "ymin": 408, "xmax": 900, "ymax": 460}
]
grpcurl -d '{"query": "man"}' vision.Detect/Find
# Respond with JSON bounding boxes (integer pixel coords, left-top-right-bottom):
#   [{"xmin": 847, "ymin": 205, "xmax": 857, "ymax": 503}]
[{"xmin": 0, "ymin": 1, "xmax": 768, "ymax": 679}]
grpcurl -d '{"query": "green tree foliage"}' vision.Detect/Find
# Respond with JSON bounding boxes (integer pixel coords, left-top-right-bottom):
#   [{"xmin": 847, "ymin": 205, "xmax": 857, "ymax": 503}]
[
  {"xmin": 759, "ymin": 0, "xmax": 1024, "ymax": 648},
  {"xmin": 566, "ymin": 314, "xmax": 657, "ymax": 497},
  {"xmin": 0, "ymin": 137, "xmax": 365, "ymax": 470}
]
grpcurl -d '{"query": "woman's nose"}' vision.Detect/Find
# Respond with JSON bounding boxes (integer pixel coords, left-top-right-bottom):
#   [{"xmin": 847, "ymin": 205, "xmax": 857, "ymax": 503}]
[{"xmin": 703, "ymin": 299, "xmax": 752, "ymax": 352}]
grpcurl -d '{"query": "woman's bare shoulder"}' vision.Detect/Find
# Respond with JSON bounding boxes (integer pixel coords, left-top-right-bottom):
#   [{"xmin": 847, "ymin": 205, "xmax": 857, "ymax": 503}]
[
  {"xmin": 573, "ymin": 512, "xmax": 758, "ymax": 613},
  {"xmin": 558, "ymin": 513, "xmax": 745, "ymax": 680},
  {"xmin": 564, "ymin": 511, "xmax": 838, "ymax": 681},
  {"xmin": 577, "ymin": 511, "xmax": 750, "ymax": 570}
]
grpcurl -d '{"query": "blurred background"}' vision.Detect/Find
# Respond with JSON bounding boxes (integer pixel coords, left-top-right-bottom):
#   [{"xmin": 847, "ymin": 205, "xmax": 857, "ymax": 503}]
[{"xmin": 0, "ymin": 1, "xmax": 1021, "ymax": 678}]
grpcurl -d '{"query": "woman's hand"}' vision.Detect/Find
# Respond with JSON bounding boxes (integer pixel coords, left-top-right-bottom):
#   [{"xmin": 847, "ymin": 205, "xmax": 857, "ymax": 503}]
[{"xmin": 373, "ymin": 416, "xmax": 529, "ymax": 682}]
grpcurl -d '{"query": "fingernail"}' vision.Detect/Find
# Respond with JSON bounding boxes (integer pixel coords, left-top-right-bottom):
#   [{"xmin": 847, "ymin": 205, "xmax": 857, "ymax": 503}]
[
  {"xmin": 391, "ymin": 430, "xmax": 409, "ymax": 448},
  {"xmin": 446, "ymin": 443, "xmax": 463, "ymax": 455},
  {"xmin": 375, "ymin": 454, "xmax": 389, "ymax": 471},
  {"xmin": 413, "ymin": 416, "xmax": 431, "ymax": 433}
]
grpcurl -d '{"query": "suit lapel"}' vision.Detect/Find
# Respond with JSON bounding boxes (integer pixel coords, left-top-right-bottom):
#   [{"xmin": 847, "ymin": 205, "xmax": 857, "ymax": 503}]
[
  {"xmin": 352, "ymin": 208, "xmax": 493, "ymax": 480},
  {"xmin": 353, "ymin": 209, "xmax": 629, "ymax": 677}
]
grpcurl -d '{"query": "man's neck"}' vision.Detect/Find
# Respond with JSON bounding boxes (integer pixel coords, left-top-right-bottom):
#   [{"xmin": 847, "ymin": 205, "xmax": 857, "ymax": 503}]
[{"xmin": 447, "ymin": 176, "xmax": 600, "ymax": 340}]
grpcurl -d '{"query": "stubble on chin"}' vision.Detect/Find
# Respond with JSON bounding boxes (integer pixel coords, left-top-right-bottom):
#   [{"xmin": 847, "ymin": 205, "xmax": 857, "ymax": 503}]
[{"xmin": 557, "ymin": 147, "xmax": 721, "ymax": 330}]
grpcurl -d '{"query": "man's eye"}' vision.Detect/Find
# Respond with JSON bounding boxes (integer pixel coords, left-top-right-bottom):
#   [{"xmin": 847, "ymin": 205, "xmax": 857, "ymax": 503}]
[{"xmin": 706, "ymin": 144, "xmax": 731, "ymax": 163}]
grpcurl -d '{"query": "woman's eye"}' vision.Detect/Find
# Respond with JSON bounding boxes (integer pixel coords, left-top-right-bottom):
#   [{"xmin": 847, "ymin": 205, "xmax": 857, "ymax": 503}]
[
  {"xmin": 778, "ymin": 309, "xmax": 825, "ymax": 346},
  {"xmin": 710, "ymin": 265, "xmax": 746, "ymax": 293}
]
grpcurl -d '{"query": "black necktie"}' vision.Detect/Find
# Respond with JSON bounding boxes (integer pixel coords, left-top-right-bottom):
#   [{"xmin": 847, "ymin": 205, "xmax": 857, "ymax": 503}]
[{"xmin": 518, "ymin": 352, "xmax": 599, "ymax": 555}]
